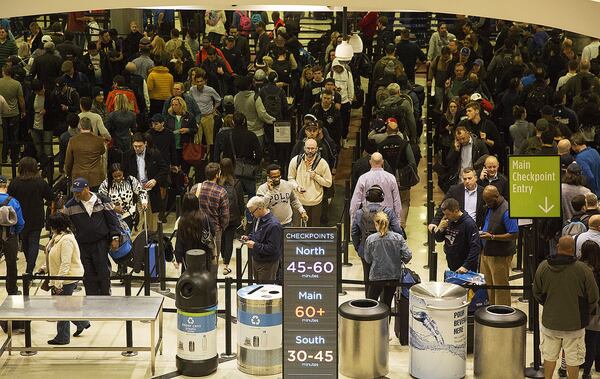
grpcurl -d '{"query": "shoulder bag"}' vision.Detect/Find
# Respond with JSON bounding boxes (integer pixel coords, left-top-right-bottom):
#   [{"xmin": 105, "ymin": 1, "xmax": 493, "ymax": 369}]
[
  {"xmin": 182, "ymin": 125, "xmax": 206, "ymax": 166},
  {"xmin": 229, "ymin": 132, "xmax": 256, "ymax": 179}
]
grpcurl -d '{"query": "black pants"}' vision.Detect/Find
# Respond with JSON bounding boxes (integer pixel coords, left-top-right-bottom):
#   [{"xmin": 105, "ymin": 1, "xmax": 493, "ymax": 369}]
[
  {"xmin": 584, "ymin": 329, "xmax": 600, "ymax": 374},
  {"xmin": 220, "ymin": 224, "xmax": 236, "ymax": 265},
  {"xmin": 367, "ymin": 280, "xmax": 397, "ymax": 311},
  {"xmin": 0, "ymin": 234, "xmax": 18, "ymax": 294},
  {"xmin": 360, "ymin": 256, "xmax": 371, "ymax": 298},
  {"xmin": 79, "ymin": 240, "xmax": 111, "ymax": 295}
]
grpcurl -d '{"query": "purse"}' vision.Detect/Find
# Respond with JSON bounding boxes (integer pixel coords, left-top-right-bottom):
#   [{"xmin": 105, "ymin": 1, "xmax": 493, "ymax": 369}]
[
  {"xmin": 397, "ymin": 164, "xmax": 420, "ymax": 190},
  {"xmin": 229, "ymin": 133, "xmax": 256, "ymax": 179},
  {"xmin": 182, "ymin": 129, "xmax": 206, "ymax": 165},
  {"xmin": 399, "ymin": 266, "xmax": 421, "ymax": 299},
  {"xmin": 41, "ymin": 234, "xmax": 60, "ymax": 292}
]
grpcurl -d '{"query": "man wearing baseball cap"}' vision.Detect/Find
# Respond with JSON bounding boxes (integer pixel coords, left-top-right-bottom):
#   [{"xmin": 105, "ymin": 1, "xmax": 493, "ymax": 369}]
[
  {"xmin": 62, "ymin": 177, "xmax": 121, "ymax": 295},
  {"xmin": 0, "ymin": 175, "xmax": 24, "ymax": 295}
]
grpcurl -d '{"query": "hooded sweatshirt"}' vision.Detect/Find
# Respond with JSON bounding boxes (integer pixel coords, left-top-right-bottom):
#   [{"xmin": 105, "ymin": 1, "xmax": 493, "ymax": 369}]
[
  {"xmin": 534, "ymin": 254, "xmax": 599, "ymax": 332},
  {"xmin": 327, "ymin": 58, "xmax": 354, "ymax": 104},
  {"xmin": 233, "ymin": 90, "xmax": 276, "ymax": 137}
]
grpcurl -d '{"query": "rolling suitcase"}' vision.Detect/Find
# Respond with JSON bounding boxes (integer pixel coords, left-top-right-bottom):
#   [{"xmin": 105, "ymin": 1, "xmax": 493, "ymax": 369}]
[{"xmin": 394, "ymin": 288, "xmax": 410, "ymax": 345}]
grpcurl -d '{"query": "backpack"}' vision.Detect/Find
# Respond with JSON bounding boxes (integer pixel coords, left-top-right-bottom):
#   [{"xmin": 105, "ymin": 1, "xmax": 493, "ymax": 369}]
[
  {"xmin": 0, "ymin": 196, "xmax": 17, "ymax": 239},
  {"xmin": 258, "ymin": 89, "xmax": 284, "ymax": 121},
  {"xmin": 236, "ymin": 11, "xmax": 252, "ymax": 33},
  {"xmin": 525, "ymin": 84, "xmax": 549, "ymax": 120},
  {"xmin": 207, "ymin": 11, "xmax": 219, "ymax": 26},
  {"xmin": 562, "ymin": 218, "xmax": 587, "ymax": 237},
  {"xmin": 295, "ymin": 153, "xmax": 322, "ymax": 172},
  {"xmin": 251, "ymin": 13, "xmax": 263, "ymax": 25},
  {"xmin": 359, "ymin": 206, "xmax": 381, "ymax": 255},
  {"xmin": 224, "ymin": 180, "xmax": 241, "ymax": 226}
]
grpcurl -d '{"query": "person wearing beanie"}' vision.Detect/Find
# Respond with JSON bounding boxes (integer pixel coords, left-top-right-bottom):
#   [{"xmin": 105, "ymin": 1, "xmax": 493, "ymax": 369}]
[
  {"xmin": 30, "ymin": 41, "xmax": 63, "ymax": 90},
  {"xmin": 90, "ymin": 86, "xmax": 107, "ymax": 122},
  {"xmin": 132, "ymin": 37, "xmax": 155, "ymax": 80}
]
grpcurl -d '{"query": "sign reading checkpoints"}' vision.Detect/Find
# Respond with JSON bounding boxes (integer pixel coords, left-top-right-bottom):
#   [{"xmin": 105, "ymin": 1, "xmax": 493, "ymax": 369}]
[{"xmin": 508, "ymin": 155, "xmax": 561, "ymax": 218}]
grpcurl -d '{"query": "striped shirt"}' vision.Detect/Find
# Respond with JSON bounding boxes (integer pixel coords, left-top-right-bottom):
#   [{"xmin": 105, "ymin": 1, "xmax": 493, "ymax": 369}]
[{"xmin": 0, "ymin": 39, "xmax": 17, "ymax": 69}]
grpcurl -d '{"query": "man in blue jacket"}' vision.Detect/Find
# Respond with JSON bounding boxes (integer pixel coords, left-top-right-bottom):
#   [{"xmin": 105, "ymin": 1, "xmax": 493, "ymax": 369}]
[
  {"xmin": 242, "ymin": 196, "xmax": 283, "ymax": 282},
  {"xmin": 0, "ymin": 175, "xmax": 24, "ymax": 295},
  {"xmin": 62, "ymin": 178, "xmax": 121, "ymax": 295},
  {"xmin": 434, "ymin": 197, "xmax": 481, "ymax": 272},
  {"xmin": 571, "ymin": 132, "xmax": 600, "ymax": 196}
]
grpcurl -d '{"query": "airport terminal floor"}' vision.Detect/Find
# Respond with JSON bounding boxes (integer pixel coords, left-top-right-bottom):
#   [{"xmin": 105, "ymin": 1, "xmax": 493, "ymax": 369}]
[{"xmin": 0, "ymin": 105, "xmax": 537, "ymax": 379}]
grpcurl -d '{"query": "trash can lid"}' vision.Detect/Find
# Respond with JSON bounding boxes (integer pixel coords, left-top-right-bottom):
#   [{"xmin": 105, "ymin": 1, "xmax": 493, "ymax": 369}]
[
  {"xmin": 475, "ymin": 305, "xmax": 527, "ymax": 328},
  {"xmin": 410, "ymin": 282, "xmax": 467, "ymax": 300},
  {"xmin": 338, "ymin": 299, "xmax": 390, "ymax": 321}
]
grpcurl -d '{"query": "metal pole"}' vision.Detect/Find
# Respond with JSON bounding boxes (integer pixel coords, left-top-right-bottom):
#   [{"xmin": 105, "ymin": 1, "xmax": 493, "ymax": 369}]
[
  {"xmin": 336, "ymin": 223, "xmax": 346, "ymax": 295},
  {"xmin": 157, "ymin": 221, "xmax": 169, "ymax": 294},
  {"xmin": 342, "ymin": 180, "xmax": 352, "ymax": 267},
  {"xmin": 21, "ymin": 273, "xmax": 36, "ymax": 356},
  {"xmin": 122, "ymin": 273, "xmax": 138, "ymax": 357},
  {"xmin": 525, "ymin": 220, "xmax": 544, "ymax": 378},
  {"xmin": 426, "ymin": 83, "xmax": 437, "ymax": 282},
  {"xmin": 235, "ymin": 247, "xmax": 242, "ymax": 290},
  {"xmin": 515, "ymin": 225, "xmax": 524, "ymax": 272},
  {"xmin": 144, "ymin": 245, "xmax": 151, "ymax": 296},
  {"xmin": 175, "ymin": 195, "xmax": 182, "ymax": 219},
  {"xmin": 247, "ymin": 244, "xmax": 253, "ymax": 286},
  {"xmin": 220, "ymin": 277, "xmax": 236, "ymax": 359}
]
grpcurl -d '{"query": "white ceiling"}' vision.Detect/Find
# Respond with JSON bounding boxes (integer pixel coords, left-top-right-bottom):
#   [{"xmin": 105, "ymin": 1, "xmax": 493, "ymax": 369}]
[{"xmin": 4, "ymin": 0, "xmax": 599, "ymax": 39}]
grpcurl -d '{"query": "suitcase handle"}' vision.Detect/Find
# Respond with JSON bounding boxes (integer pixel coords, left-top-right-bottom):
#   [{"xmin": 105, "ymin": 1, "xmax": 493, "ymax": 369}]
[{"xmin": 425, "ymin": 301, "xmax": 469, "ymax": 311}]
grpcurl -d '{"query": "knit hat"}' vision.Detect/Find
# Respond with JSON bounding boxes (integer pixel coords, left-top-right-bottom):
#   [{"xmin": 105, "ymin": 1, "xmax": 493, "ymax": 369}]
[
  {"xmin": 473, "ymin": 58, "xmax": 484, "ymax": 66},
  {"xmin": 41, "ymin": 35, "xmax": 52, "ymax": 44},
  {"xmin": 254, "ymin": 69, "xmax": 266, "ymax": 82},
  {"xmin": 460, "ymin": 47, "xmax": 471, "ymax": 56}
]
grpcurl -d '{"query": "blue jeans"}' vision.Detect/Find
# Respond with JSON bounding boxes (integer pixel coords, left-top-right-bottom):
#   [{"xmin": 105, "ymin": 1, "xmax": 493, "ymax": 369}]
[
  {"xmin": 21, "ymin": 229, "xmax": 41, "ymax": 274},
  {"xmin": 54, "ymin": 282, "xmax": 90, "ymax": 343}
]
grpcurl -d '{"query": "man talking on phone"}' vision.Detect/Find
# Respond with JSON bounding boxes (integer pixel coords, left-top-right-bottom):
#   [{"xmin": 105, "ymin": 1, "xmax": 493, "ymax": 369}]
[
  {"xmin": 257, "ymin": 163, "xmax": 308, "ymax": 227},
  {"xmin": 478, "ymin": 155, "xmax": 508, "ymax": 198},
  {"xmin": 433, "ymin": 198, "xmax": 481, "ymax": 273}
]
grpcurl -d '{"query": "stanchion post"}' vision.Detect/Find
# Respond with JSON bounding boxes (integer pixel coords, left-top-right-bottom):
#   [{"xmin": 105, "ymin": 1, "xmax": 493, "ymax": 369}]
[
  {"xmin": 247, "ymin": 244, "xmax": 253, "ymax": 286},
  {"xmin": 157, "ymin": 221, "xmax": 169, "ymax": 294},
  {"xmin": 525, "ymin": 297, "xmax": 544, "ymax": 378},
  {"xmin": 175, "ymin": 195, "xmax": 182, "ymax": 219},
  {"xmin": 235, "ymin": 247, "xmax": 242, "ymax": 290},
  {"xmin": 122, "ymin": 273, "xmax": 138, "ymax": 357},
  {"xmin": 353, "ymin": 131, "xmax": 360, "ymax": 162},
  {"xmin": 21, "ymin": 273, "xmax": 36, "ymax": 356},
  {"xmin": 220, "ymin": 277, "xmax": 236, "ymax": 359},
  {"xmin": 336, "ymin": 223, "xmax": 346, "ymax": 295},
  {"xmin": 516, "ymin": 225, "xmax": 524, "ymax": 272},
  {"xmin": 144, "ymin": 245, "xmax": 151, "ymax": 296},
  {"xmin": 342, "ymin": 180, "xmax": 352, "ymax": 267},
  {"xmin": 426, "ymin": 83, "xmax": 437, "ymax": 282}
]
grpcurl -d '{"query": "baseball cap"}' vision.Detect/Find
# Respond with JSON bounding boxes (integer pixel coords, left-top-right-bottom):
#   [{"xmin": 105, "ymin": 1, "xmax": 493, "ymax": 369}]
[
  {"xmin": 41, "ymin": 35, "xmax": 52, "ymax": 44},
  {"xmin": 460, "ymin": 47, "xmax": 471, "ymax": 56},
  {"xmin": 304, "ymin": 114, "xmax": 317, "ymax": 123},
  {"xmin": 226, "ymin": 35, "xmax": 235, "ymax": 41},
  {"xmin": 473, "ymin": 58, "xmax": 484, "ymax": 67},
  {"xmin": 71, "ymin": 178, "xmax": 89, "ymax": 193},
  {"xmin": 0, "ymin": 175, "xmax": 8, "ymax": 184},
  {"xmin": 151, "ymin": 113, "xmax": 165, "ymax": 123},
  {"xmin": 541, "ymin": 105, "xmax": 555, "ymax": 116},
  {"xmin": 470, "ymin": 92, "xmax": 483, "ymax": 101},
  {"xmin": 386, "ymin": 117, "xmax": 398, "ymax": 125}
]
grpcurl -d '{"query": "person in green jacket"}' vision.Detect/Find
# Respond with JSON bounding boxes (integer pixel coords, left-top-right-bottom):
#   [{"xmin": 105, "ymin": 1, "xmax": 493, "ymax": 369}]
[{"xmin": 533, "ymin": 235, "xmax": 600, "ymax": 379}]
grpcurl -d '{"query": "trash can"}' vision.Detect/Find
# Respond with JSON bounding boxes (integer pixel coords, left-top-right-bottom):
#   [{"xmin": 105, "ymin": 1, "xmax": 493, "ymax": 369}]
[
  {"xmin": 474, "ymin": 305, "xmax": 527, "ymax": 379},
  {"xmin": 409, "ymin": 282, "xmax": 468, "ymax": 379},
  {"xmin": 237, "ymin": 285, "xmax": 282, "ymax": 375},
  {"xmin": 339, "ymin": 299, "xmax": 389, "ymax": 379}
]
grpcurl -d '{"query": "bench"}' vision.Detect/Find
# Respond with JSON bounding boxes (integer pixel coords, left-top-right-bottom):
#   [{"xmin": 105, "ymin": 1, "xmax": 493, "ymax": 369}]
[{"xmin": 0, "ymin": 295, "xmax": 164, "ymax": 375}]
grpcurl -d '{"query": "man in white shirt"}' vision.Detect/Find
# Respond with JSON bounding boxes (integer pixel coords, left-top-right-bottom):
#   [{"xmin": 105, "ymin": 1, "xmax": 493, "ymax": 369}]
[
  {"xmin": 257, "ymin": 163, "xmax": 307, "ymax": 226},
  {"xmin": 582, "ymin": 38, "xmax": 600, "ymax": 62}
]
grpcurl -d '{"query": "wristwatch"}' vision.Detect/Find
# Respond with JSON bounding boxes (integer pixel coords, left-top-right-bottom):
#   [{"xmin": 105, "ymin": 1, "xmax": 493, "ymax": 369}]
[{"xmin": 491, "ymin": 234, "xmax": 495, "ymax": 240}]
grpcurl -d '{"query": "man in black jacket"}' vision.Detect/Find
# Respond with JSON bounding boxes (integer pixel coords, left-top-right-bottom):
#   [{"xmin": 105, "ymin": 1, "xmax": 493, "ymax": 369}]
[
  {"xmin": 442, "ymin": 125, "xmax": 489, "ymax": 191},
  {"xmin": 310, "ymin": 89, "xmax": 342, "ymax": 147},
  {"xmin": 433, "ymin": 198, "xmax": 481, "ymax": 272},
  {"xmin": 123, "ymin": 133, "xmax": 170, "ymax": 231},
  {"xmin": 429, "ymin": 167, "xmax": 486, "ymax": 229},
  {"xmin": 30, "ymin": 42, "xmax": 63, "ymax": 91},
  {"xmin": 459, "ymin": 101, "xmax": 504, "ymax": 159},
  {"xmin": 62, "ymin": 178, "xmax": 121, "ymax": 295}
]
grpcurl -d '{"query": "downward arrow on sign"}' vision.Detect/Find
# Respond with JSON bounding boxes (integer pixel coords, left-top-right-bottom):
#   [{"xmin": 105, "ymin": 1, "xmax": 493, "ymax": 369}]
[{"xmin": 538, "ymin": 197, "xmax": 555, "ymax": 214}]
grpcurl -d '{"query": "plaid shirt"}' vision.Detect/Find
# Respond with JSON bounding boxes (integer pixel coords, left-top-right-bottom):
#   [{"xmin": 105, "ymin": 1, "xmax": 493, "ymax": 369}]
[{"xmin": 191, "ymin": 181, "xmax": 229, "ymax": 231}]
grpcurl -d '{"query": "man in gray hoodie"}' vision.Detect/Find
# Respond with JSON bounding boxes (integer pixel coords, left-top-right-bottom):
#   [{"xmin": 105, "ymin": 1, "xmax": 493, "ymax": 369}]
[
  {"xmin": 233, "ymin": 74, "xmax": 275, "ymax": 147},
  {"xmin": 534, "ymin": 235, "xmax": 599, "ymax": 379}
]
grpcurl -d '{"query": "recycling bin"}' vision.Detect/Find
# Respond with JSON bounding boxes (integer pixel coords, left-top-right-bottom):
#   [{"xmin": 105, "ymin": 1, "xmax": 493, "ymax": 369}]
[
  {"xmin": 339, "ymin": 299, "xmax": 390, "ymax": 378},
  {"xmin": 409, "ymin": 282, "xmax": 468, "ymax": 379},
  {"xmin": 237, "ymin": 285, "xmax": 282, "ymax": 375},
  {"xmin": 474, "ymin": 305, "xmax": 527, "ymax": 378}
]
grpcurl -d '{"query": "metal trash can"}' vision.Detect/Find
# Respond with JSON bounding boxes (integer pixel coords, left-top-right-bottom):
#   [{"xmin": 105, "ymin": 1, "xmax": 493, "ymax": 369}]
[
  {"xmin": 474, "ymin": 305, "xmax": 527, "ymax": 378},
  {"xmin": 237, "ymin": 285, "xmax": 282, "ymax": 375},
  {"xmin": 409, "ymin": 282, "xmax": 468, "ymax": 379},
  {"xmin": 339, "ymin": 299, "xmax": 389, "ymax": 379}
]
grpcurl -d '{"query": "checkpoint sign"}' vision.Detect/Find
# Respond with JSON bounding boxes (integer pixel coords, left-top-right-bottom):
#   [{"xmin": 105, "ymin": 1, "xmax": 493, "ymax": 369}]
[{"xmin": 508, "ymin": 155, "xmax": 561, "ymax": 218}]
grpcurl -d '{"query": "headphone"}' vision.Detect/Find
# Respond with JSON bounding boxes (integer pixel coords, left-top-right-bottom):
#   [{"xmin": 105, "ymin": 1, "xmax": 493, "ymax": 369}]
[{"xmin": 366, "ymin": 185, "xmax": 385, "ymax": 203}]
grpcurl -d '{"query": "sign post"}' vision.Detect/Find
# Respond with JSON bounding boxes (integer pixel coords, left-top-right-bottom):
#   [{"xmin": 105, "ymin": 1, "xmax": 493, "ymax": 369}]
[
  {"xmin": 509, "ymin": 155, "xmax": 560, "ymax": 379},
  {"xmin": 283, "ymin": 227, "xmax": 338, "ymax": 379}
]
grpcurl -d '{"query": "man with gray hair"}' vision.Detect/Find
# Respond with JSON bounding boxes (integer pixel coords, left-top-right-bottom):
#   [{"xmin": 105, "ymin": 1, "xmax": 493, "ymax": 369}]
[
  {"xmin": 64, "ymin": 117, "xmax": 106, "ymax": 190},
  {"xmin": 241, "ymin": 196, "xmax": 283, "ymax": 281},
  {"xmin": 582, "ymin": 193, "xmax": 600, "ymax": 228},
  {"xmin": 376, "ymin": 82, "xmax": 417, "ymax": 143}
]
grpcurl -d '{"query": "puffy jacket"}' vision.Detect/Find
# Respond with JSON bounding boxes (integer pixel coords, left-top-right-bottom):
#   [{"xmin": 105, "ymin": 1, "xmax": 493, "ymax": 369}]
[{"xmin": 147, "ymin": 66, "xmax": 174, "ymax": 100}]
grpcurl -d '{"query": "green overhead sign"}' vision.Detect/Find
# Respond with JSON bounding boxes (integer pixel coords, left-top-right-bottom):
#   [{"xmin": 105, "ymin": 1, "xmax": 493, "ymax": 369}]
[{"xmin": 508, "ymin": 155, "xmax": 561, "ymax": 218}]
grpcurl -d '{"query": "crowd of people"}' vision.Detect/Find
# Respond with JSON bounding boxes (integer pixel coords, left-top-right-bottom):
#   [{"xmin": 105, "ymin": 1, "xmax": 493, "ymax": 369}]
[{"xmin": 0, "ymin": 10, "xmax": 600, "ymax": 377}]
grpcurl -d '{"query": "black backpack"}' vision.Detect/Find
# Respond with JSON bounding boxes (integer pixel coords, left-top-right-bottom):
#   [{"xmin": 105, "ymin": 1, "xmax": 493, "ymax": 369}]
[
  {"xmin": 525, "ymin": 84, "xmax": 549, "ymax": 120},
  {"xmin": 359, "ymin": 206, "xmax": 380, "ymax": 252},
  {"xmin": 223, "ymin": 180, "xmax": 241, "ymax": 226},
  {"xmin": 258, "ymin": 89, "xmax": 284, "ymax": 121}
]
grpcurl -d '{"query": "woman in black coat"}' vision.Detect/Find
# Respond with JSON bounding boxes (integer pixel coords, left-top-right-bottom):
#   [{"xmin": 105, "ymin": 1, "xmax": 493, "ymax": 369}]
[
  {"xmin": 8, "ymin": 157, "xmax": 52, "ymax": 274},
  {"xmin": 174, "ymin": 193, "xmax": 215, "ymax": 272},
  {"xmin": 164, "ymin": 96, "xmax": 198, "ymax": 175}
]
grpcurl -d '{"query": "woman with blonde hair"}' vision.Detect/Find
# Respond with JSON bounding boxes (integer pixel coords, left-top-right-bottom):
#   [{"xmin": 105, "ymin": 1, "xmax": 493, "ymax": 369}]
[
  {"xmin": 363, "ymin": 211, "xmax": 412, "ymax": 309},
  {"xmin": 168, "ymin": 48, "xmax": 185, "ymax": 82},
  {"xmin": 150, "ymin": 36, "xmax": 170, "ymax": 65},
  {"xmin": 105, "ymin": 93, "xmax": 136, "ymax": 152},
  {"xmin": 165, "ymin": 95, "xmax": 198, "ymax": 175}
]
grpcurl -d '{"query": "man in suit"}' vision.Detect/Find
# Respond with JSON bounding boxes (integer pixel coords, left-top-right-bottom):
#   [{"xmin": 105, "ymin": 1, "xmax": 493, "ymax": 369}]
[
  {"xmin": 64, "ymin": 117, "xmax": 106, "ymax": 191},
  {"xmin": 123, "ymin": 132, "xmax": 170, "ymax": 231},
  {"xmin": 441, "ymin": 125, "xmax": 488, "ymax": 192},
  {"xmin": 429, "ymin": 167, "xmax": 486, "ymax": 230}
]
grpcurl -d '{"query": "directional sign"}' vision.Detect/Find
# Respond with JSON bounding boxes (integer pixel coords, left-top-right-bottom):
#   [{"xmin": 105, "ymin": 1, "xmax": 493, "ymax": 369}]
[{"xmin": 508, "ymin": 155, "xmax": 561, "ymax": 218}]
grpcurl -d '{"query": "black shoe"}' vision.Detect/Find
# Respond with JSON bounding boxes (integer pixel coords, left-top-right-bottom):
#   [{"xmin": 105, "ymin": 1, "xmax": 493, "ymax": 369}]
[
  {"xmin": 73, "ymin": 324, "xmax": 90, "ymax": 337},
  {"xmin": 558, "ymin": 368, "xmax": 567, "ymax": 378},
  {"xmin": 582, "ymin": 374, "xmax": 592, "ymax": 379},
  {"xmin": 48, "ymin": 339, "xmax": 69, "ymax": 345}
]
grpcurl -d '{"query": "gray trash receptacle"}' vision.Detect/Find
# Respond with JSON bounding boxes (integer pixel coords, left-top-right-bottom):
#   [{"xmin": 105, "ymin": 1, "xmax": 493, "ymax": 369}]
[
  {"xmin": 474, "ymin": 305, "xmax": 526, "ymax": 378},
  {"xmin": 339, "ymin": 299, "xmax": 389, "ymax": 378}
]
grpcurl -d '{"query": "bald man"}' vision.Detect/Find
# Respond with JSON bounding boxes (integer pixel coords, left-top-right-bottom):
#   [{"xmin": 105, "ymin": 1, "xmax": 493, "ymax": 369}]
[
  {"xmin": 534, "ymin": 235, "xmax": 599, "ymax": 379},
  {"xmin": 479, "ymin": 185, "xmax": 518, "ymax": 305},
  {"xmin": 478, "ymin": 155, "xmax": 508, "ymax": 198},
  {"xmin": 350, "ymin": 152, "xmax": 403, "ymax": 224},
  {"xmin": 575, "ymin": 214, "xmax": 600, "ymax": 257},
  {"xmin": 557, "ymin": 139, "xmax": 575, "ymax": 172}
]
